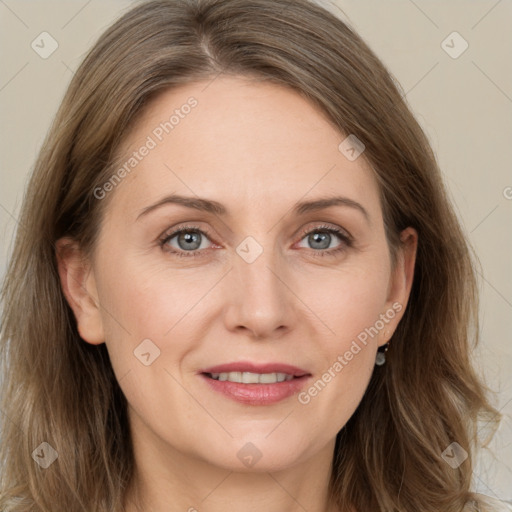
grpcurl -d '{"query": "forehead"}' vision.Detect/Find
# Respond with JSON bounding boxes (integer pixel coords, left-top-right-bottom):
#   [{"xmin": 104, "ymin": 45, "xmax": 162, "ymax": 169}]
[{"xmin": 106, "ymin": 75, "xmax": 381, "ymax": 222}]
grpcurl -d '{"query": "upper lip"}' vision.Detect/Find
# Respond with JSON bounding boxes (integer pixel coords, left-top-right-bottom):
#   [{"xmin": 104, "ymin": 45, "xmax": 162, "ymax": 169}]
[{"xmin": 200, "ymin": 361, "xmax": 311, "ymax": 377}]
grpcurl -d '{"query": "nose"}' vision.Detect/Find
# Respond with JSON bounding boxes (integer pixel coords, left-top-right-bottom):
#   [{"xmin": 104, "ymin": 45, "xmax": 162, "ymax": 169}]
[{"xmin": 222, "ymin": 243, "xmax": 298, "ymax": 340}]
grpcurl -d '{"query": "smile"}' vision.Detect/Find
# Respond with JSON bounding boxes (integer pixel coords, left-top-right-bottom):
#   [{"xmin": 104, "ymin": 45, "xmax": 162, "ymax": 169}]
[
  {"xmin": 199, "ymin": 362, "xmax": 311, "ymax": 405},
  {"xmin": 206, "ymin": 371, "xmax": 295, "ymax": 383}
]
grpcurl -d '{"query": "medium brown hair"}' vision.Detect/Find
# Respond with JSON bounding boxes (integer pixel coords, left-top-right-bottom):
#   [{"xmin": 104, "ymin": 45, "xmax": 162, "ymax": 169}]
[{"xmin": 0, "ymin": 0, "xmax": 501, "ymax": 510}]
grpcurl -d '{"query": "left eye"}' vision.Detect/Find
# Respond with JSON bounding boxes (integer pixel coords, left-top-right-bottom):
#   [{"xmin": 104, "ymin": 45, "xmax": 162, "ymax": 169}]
[
  {"xmin": 162, "ymin": 228, "xmax": 211, "ymax": 254},
  {"xmin": 297, "ymin": 228, "xmax": 344, "ymax": 251}
]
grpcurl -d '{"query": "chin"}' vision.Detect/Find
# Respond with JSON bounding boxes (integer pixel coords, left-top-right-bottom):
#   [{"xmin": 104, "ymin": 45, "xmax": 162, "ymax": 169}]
[{"xmin": 195, "ymin": 435, "xmax": 314, "ymax": 473}]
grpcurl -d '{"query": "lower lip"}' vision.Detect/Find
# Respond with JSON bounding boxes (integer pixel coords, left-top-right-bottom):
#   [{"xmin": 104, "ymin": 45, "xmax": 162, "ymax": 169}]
[{"xmin": 200, "ymin": 374, "xmax": 311, "ymax": 405}]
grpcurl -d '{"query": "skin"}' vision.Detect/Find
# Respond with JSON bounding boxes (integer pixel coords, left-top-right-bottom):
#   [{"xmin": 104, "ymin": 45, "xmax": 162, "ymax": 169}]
[{"xmin": 57, "ymin": 75, "xmax": 417, "ymax": 512}]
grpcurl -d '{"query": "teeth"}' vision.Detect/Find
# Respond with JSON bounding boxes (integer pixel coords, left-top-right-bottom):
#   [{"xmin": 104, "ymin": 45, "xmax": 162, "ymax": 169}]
[
  {"xmin": 242, "ymin": 372, "xmax": 260, "ymax": 384},
  {"xmin": 209, "ymin": 371, "xmax": 294, "ymax": 384}
]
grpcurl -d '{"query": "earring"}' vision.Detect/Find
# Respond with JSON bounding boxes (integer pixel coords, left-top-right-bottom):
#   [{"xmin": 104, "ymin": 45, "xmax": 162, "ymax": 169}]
[{"xmin": 375, "ymin": 341, "xmax": 390, "ymax": 366}]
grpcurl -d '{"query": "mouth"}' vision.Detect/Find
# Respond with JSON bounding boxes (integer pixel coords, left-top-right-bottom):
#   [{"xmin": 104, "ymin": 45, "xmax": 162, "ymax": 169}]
[{"xmin": 199, "ymin": 362, "xmax": 311, "ymax": 405}]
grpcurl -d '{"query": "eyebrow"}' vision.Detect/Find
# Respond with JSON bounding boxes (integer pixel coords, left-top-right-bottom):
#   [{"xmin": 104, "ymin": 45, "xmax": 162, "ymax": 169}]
[{"xmin": 136, "ymin": 193, "xmax": 370, "ymax": 223}]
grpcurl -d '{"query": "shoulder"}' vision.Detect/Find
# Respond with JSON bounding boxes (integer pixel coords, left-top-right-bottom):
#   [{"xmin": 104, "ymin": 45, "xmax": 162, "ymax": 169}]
[{"xmin": 464, "ymin": 494, "xmax": 512, "ymax": 512}]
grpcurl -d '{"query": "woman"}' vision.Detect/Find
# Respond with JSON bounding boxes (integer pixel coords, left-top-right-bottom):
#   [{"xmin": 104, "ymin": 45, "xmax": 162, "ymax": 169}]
[{"xmin": 0, "ymin": 0, "xmax": 510, "ymax": 510}]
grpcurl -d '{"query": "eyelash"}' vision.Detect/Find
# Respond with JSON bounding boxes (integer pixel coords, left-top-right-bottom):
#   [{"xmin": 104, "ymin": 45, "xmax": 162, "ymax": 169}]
[{"xmin": 158, "ymin": 224, "xmax": 353, "ymax": 259}]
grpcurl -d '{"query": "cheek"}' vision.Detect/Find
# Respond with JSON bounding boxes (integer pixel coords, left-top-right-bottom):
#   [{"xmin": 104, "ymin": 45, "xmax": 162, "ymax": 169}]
[
  {"xmin": 97, "ymin": 249, "xmax": 210, "ymax": 339},
  {"xmin": 295, "ymin": 259, "xmax": 389, "ymax": 418},
  {"xmin": 297, "ymin": 289, "xmax": 382, "ymax": 439},
  {"xmin": 301, "ymin": 257, "xmax": 391, "ymax": 348},
  {"xmin": 94, "ymin": 250, "xmax": 226, "ymax": 404},
  {"xmin": 94, "ymin": 255, "xmax": 201, "ymax": 436}
]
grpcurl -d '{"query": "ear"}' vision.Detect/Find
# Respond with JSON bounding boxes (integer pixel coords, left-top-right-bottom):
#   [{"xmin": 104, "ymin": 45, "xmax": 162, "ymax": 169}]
[
  {"xmin": 379, "ymin": 226, "xmax": 418, "ymax": 346},
  {"xmin": 55, "ymin": 237, "xmax": 105, "ymax": 345}
]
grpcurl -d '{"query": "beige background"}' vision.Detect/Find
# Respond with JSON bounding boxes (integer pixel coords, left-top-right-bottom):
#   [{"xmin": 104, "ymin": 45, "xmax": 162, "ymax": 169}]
[{"xmin": 1, "ymin": 0, "xmax": 511, "ymax": 501}]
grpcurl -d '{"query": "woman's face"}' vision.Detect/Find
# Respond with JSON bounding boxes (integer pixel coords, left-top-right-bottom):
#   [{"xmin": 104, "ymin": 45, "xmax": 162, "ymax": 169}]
[{"xmin": 60, "ymin": 75, "xmax": 416, "ymax": 472}]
